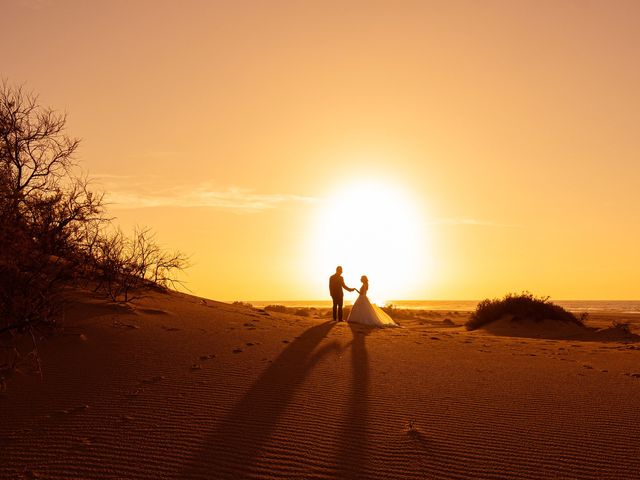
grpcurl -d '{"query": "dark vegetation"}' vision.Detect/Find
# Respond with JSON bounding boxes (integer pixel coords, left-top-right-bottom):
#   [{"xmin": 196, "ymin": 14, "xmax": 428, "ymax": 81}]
[
  {"xmin": 241, "ymin": 303, "xmax": 458, "ymax": 322},
  {"xmin": 1, "ymin": 82, "xmax": 188, "ymax": 375},
  {"xmin": 610, "ymin": 320, "xmax": 633, "ymax": 335},
  {"xmin": 264, "ymin": 304, "xmax": 288, "ymax": 313},
  {"xmin": 465, "ymin": 292, "xmax": 583, "ymax": 331},
  {"xmin": 382, "ymin": 304, "xmax": 435, "ymax": 320},
  {"xmin": 231, "ymin": 302, "xmax": 318, "ymax": 318},
  {"xmin": 232, "ymin": 301, "xmax": 254, "ymax": 308},
  {"xmin": 264, "ymin": 305, "xmax": 314, "ymax": 317}
]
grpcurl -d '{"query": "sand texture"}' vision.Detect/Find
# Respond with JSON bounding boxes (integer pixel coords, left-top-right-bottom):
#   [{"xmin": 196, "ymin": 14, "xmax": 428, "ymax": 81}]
[{"xmin": 2, "ymin": 290, "xmax": 640, "ymax": 479}]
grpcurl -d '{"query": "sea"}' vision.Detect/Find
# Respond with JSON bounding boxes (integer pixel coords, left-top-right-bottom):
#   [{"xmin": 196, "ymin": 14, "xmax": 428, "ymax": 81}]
[{"xmin": 247, "ymin": 300, "xmax": 640, "ymax": 315}]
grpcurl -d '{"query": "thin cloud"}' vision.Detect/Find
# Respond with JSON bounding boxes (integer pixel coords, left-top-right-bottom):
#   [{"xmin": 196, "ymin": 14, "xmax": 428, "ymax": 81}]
[
  {"xmin": 135, "ymin": 151, "xmax": 186, "ymax": 159},
  {"xmin": 16, "ymin": 0, "xmax": 50, "ymax": 10},
  {"xmin": 429, "ymin": 218, "xmax": 520, "ymax": 228},
  {"xmin": 97, "ymin": 178, "xmax": 316, "ymax": 213},
  {"xmin": 93, "ymin": 173, "xmax": 140, "ymax": 180}
]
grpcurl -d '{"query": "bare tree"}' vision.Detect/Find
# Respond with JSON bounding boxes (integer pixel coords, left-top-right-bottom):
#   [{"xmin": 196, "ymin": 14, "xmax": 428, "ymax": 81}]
[
  {"xmin": 92, "ymin": 226, "xmax": 189, "ymax": 302},
  {"xmin": 152, "ymin": 249, "xmax": 190, "ymax": 289},
  {"xmin": 0, "ymin": 83, "xmax": 97, "ymax": 345},
  {"xmin": 0, "ymin": 82, "xmax": 79, "ymax": 201},
  {"xmin": 131, "ymin": 226, "xmax": 189, "ymax": 289},
  {"xmin": 1, "ymin": 82, "xmax": 189, "ymax": 385}
]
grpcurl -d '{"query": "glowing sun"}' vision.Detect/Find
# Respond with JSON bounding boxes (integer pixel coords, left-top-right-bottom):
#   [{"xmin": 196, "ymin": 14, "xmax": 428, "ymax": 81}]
[{"xmin": 311, "ymin": 180, "xmax": 429, "ymax": 303}]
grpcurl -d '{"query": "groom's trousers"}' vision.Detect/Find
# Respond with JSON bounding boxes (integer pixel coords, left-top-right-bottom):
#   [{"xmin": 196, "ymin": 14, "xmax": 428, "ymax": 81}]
[{"xmin": 332, "ymin": 296, "xmax": 343, "ymax": 321}]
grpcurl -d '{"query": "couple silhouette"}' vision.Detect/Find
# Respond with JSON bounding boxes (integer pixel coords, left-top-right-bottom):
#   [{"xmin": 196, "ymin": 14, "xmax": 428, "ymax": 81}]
[{"xmin": 328, "ymin": 266, "xmax": 397, "ymax": 327}]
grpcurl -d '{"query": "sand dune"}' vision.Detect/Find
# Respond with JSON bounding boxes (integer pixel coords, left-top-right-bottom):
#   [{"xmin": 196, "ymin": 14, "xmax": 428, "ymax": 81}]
[
  {"xmin": 2, "ymin": 290, "xmax": 640, "ymax": 479},
  {"xmin": 478, "ymin": 314, "xmax": 640, "ymax": 342}
]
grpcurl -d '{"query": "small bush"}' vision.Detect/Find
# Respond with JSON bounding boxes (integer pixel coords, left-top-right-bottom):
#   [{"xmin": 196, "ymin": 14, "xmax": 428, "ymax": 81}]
[
  {"xmin": 611, "ymin": 320, "xmax": 632, "ymax": 334},
  {"xmin": 232, "ymin": 301, "xmax": 253, "ymax": 308},
  {"xmin": 264, "ymin": 304, "xmax": 287, "ymax": 313},
  {"xmin": 466, "ymin": 292, "xmax": 582, "ymax": 331},
  {"xmin": 294, "ymin": 308, "xmax": 310, "ymax": 317},
  {"xmin": 381, "ymin": 304, "xmax": 418, "ymax": 319}
]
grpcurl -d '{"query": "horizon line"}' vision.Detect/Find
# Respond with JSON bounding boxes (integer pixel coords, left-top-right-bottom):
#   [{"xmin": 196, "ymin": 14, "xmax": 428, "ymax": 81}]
[{"xmin": 225, "ymin": 298, "xmax": 640, "ymax": 303}]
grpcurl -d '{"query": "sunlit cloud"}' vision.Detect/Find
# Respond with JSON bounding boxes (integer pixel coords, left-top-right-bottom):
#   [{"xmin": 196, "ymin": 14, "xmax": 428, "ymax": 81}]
[
  {"xmin": 429, "ymin": 218, "xmax": 520, "ymax": 228},
  {"xmin": 94, "ymin": 175, "xmax": 315, "ymax": 213},
  {"xmin": 134, "ymin": 151, "xmax": 186, "ymax": 159}
]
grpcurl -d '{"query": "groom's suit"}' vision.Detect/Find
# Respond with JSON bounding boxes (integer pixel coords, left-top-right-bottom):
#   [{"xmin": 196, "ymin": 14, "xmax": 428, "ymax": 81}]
[{"xmin": 329, "ymin": 273, "xmax": 351, "ymax": 321}]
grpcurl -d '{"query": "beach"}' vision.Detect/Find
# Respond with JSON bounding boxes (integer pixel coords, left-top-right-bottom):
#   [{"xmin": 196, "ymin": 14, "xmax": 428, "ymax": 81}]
[{"xmin": 2, "ymin": 289, "xmax": 640, "ymax": 479}]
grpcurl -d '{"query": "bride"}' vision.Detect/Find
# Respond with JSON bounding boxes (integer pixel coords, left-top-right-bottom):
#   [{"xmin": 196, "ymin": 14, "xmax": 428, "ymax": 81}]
[{"xmin": 347, "ymin": 276, "xmax": 398, "ymax": 327}]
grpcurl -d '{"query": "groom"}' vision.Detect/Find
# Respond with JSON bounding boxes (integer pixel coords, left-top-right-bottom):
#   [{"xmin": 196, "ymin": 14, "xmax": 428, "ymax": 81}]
[{"xmin": 329, "ymin": 265, "xmax": 355, "ymax": 322}]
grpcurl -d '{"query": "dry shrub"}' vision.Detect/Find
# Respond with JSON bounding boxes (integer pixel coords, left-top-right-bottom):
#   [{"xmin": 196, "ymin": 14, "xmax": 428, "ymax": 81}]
[
  {"xmin": 466, "ymin": 292, "xmax": 582, "ymax": 331},
  {"xmin": 232, "ymin": 301, "xmax": 253, "ymax": 308},
  {"xmin": 264, "ymin": 305, "xmax": 287, "ymax": 313},
  {"xmin": 611, "ymin": 320, "xmax": 632, "ymax": 335}
]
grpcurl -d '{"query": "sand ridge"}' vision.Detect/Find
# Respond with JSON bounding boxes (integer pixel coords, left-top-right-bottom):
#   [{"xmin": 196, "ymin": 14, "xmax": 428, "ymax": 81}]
[{"xmin": 2, "ymin": 290, "xmax": 640, "ymax": 479}]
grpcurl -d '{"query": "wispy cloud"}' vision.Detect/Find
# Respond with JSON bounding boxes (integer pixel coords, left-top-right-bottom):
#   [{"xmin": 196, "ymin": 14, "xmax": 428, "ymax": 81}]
[
  {"xmin": 429, "ymin": 218, "xmax": 520, "ymax": 228},
  {"xmin": 135, "ymin": 151, "xmax": 186, "ymax": 159},
  {"xmin": 16, "ymin": 0, "xmax": 51, "ymax": 10},
  {"xmin": 94, "ymin": 175, "xmax": 315, "ymax": 213}
]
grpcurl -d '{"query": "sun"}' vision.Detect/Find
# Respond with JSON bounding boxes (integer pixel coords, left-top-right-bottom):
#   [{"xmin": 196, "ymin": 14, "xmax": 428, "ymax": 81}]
[{"xmin": 310, "ymin": 180, "xmax": 430, "ymax": 303}]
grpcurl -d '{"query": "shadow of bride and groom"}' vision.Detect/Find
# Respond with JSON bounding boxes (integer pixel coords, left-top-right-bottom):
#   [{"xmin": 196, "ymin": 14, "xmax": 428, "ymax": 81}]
[{"xmin": 179, "ymin": 320, "xmax": 373, "ymax": 479}]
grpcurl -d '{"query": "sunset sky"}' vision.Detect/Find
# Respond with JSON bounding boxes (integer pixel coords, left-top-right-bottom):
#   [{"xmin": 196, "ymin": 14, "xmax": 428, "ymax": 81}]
[{"xmin": 3, "ymin": 0, "xmax": 640, "ymax": 301}]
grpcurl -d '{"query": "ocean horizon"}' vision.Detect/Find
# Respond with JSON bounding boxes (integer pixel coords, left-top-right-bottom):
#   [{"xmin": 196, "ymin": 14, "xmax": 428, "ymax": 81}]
[{"xmin": 241, "ymin": 300, "xmax": 640, "ymax": 314}]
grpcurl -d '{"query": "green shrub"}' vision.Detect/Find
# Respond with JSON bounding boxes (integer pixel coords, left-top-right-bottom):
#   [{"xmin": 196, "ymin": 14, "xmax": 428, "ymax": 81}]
[{"xmin": 466, "ymin": 292, "xmax": 582, "ymax": 331}]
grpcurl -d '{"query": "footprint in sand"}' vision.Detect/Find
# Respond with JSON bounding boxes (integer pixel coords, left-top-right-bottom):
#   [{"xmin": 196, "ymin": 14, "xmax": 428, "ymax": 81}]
[
  {"xmin": 51, "ymin": 409, "xmax": 71, "ymax": 417},
  {"xmin": 20, "ymin": 468, "xmax": 41, "ymax": 479},
  {"xmin": 199, "ymin": 354, "xmax": 216, "ymax": 361},
  {"xmin": 49, "ymin": 404, "xmax": 90, "ymax": 417},
  {"xmin": 141, "ymin": 375, "xmax": 164, "ymax": 384},
  {"xmin": 113, "ymin": 320, "xmax": 139, "ymax": 329},
  {"xmin": 127, "ymin": 388, "xmax": 144, "ymax": 397},
  {"xmin": 190, "ymin": 364, "xmax": 202, "ymax": 371},
  {"xmin": 79, "ymin": 437, "xmax": 94, "ymax": 448},
  {"xmin": 232, "ymin": 348, "xmax": 243, "ymax": 353}
]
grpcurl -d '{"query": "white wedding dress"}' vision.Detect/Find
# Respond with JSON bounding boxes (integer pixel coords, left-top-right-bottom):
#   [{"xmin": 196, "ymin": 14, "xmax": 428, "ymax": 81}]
[{"xmin": 347, "ymin": 284, "xmax": 398, "ymax": 327}]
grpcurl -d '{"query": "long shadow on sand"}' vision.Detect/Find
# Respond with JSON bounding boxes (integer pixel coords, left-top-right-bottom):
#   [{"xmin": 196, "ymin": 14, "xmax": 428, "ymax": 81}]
[
  {"xmin": 179, "ymin": 321, "xmax": 339, "ymax": 479},
  {"xmin": 333, "ymin": 322, "xmax": 372, "ymax": 478}
]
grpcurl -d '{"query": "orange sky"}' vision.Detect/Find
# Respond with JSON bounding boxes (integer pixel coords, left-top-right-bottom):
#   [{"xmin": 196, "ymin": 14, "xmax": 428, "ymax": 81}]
[{"xmin": 3, "ymin": 0, "xmax": 640, "ymax": 301}]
